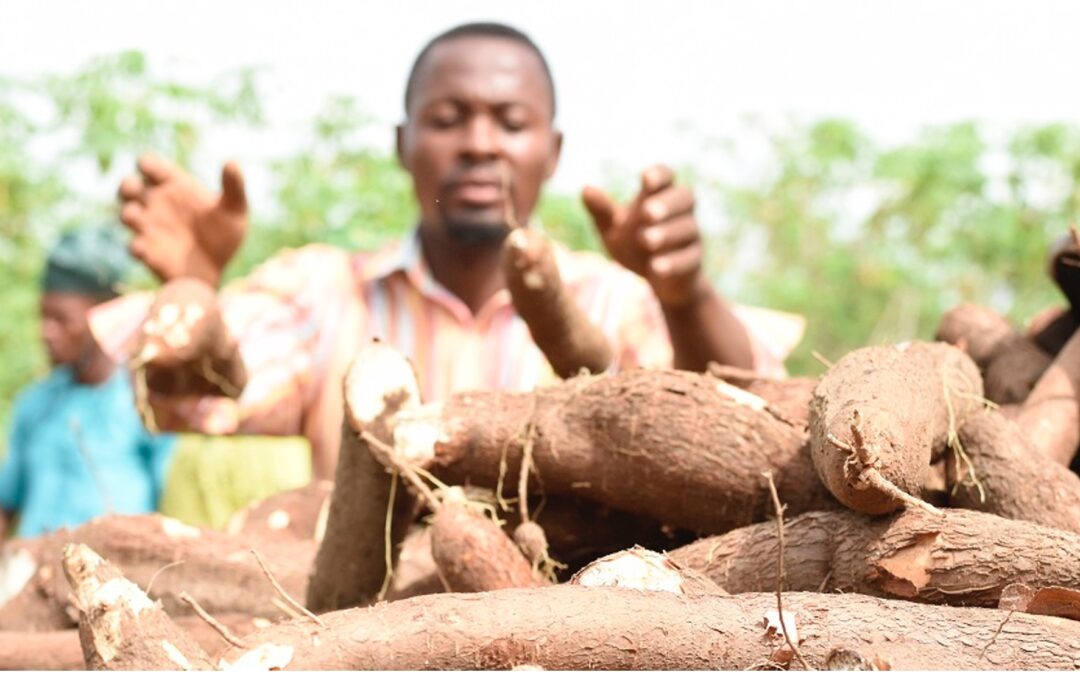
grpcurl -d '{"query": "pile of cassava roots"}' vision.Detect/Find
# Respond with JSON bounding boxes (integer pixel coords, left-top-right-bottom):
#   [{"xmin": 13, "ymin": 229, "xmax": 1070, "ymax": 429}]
[{"xmin": 5, "ymin": 229, "xmax": 1080, "ymax": 670}]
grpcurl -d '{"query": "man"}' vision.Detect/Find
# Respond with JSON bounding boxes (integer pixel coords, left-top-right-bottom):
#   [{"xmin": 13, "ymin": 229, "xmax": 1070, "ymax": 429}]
[
  {"xmin": 0, "ymin": 228, "xmax": 176, "ymax": 538},
  {"xmin": 92, "ymin": 23, "xmax": 801, "ymax": 479}
]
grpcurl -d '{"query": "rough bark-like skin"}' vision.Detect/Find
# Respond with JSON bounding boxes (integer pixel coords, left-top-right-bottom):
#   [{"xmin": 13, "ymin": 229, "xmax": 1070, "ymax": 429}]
[
  {"xmin": 935, "ymin": 303, "xmax": 1016, "ymax": 369},
  {"xmin": 935, "ymin": 304, "xmax": 1054, "ymax": 405},
  {"xmin": 429, "ymin": 369, "xmax": 839, "ymax": 535},
  {"xmin": 502, "ymin": 495, "xmax": 694, "ymax": 574},
  {"xmin": 809, "ymin": 341, "xmax": 984, "ymax": 514},
  {"xmin": 307, "ymin": 343, "xmax": 422, "ymax": 612},
  {"xmin": 305, "ymin": 419, "xmax": 415, "ymax": 612},
  {"xmin": 0, "ymin": 514, "xmax": 313, "ymax": 632},
  {"xmin": 218, "ymin": 586, "xmax": 1080, "ymax": 670},
  {"xmin": 982, "ymin": 334, "xmax": 1052, "ymax": 405},
  {"xmin": 429, "ymin": 503, "xmax": 542, "ymax": 592},
  {"xmin": 1013, "ymin": 324, "xmax": 1080, "ymax": 465},
  {"xmin": 950, "ymin": 408, "xmax": 1080, "ymax": 533},
  {"xmin": 708, "ymin": 364, "xmax": 817, "ymax": 429},
  {"xmin": 670, "ymin": 507, "xmax": 1080, "ymax": 606},
  {"xmin": 502, "ymin": 228, "xmax": 612, "ymax": 378},
  {"xmin": 0, "ymin": 614, "xmax": 263, "ymax": 671},
  {"xmin": 0, "ymin": 630, "xmax": 87, "ymax": 670},
  {"xmin": 63, "ymin": 544, "xmax": 213, "ymax": 671},
  {"xmin": 384, "ymin": 526, "xmax": 445, "ymax": 602},
  {"xmin": 227, "ymin": 480, "xmax": 333, "ymax": 542}
]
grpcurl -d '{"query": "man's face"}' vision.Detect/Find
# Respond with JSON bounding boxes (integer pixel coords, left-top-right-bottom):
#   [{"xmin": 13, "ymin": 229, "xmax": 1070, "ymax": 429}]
[
  {"xmin": 397, "ymin": 36, "xmax": 562, "ymax": 244},
  {"xmin": 40, "ymin": 292, "xmax": 98, "ymax": 367}
]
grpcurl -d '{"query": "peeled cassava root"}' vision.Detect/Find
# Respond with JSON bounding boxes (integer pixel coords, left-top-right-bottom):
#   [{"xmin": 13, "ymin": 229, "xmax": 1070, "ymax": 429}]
[
  {"xmin": 212, "ymin": 584, "xmax": 1080, "ymax": 670},
  {"xmin": 392, "ymin": 368, "xmax": 838, "ymax": 535},
  {"xmin": 809, "ymin": 341, "xmax": 983, "ymax": 514},
  {"xmin": 502, "ymin": 227, "xmax": 612, "ymax": 378},
  {"xmin": 0, "ymin": 513, "xmax": 313, "ymax": 632},
  {"xmin": 669, "ymin": 507, "xmax": 1080, "ymax": 606}
]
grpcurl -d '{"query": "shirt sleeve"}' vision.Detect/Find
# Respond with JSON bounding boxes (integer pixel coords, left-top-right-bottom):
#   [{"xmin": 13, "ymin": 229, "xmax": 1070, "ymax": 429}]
[
  {"xmin": 0, "ymin": 395, "xmax": 28, "ymax": 514},
  {"xmin": 89, "ymin": 245, "xmax": 355, "ymax": 437}
]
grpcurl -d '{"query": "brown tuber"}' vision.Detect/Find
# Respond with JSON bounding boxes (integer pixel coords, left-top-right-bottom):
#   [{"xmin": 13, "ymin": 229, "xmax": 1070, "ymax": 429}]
[
  {"xmin": 390, "ymin": 368, "xmax": 838, "ymax": 535},
  {"xmin": 809, "ymin": 341, "xmax": 983, "ymax": 514},
  {"xmin": 502, "ymin": 227, "xmax": 613, "ymax": 377},
  {"xmin": 670, "ymin": 507, "xmax": 1080, "ymax": 606}
]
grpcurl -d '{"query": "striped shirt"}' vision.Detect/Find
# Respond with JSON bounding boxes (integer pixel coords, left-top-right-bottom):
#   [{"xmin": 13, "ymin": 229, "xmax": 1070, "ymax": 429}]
[{"xmin": 91, "ymin": 230, "xmax": 803, "ymax": 471}]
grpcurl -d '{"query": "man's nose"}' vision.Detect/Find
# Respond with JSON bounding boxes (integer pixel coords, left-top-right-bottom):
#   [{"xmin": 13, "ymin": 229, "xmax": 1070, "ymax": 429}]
[{"xmin": 461, "ymin": 115, "xmax": 500, "ymax": 160}]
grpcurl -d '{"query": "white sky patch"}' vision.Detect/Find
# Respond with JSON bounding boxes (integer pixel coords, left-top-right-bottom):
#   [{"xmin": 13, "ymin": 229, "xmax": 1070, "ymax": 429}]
[{"xmin": 3, "ymin": 0, "xmax": 1077, "ymax": 226}]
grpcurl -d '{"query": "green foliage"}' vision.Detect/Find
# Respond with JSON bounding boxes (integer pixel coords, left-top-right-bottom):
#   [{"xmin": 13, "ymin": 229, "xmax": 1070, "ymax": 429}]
[
  {"xmin": 229, "ymin": 96, "xmax": 416, "ymax": 279},
  {"xmin": 3, "ymin": 50, "xmax": 1080, "ymax": 440},
  {"xmin": 0, "ymin": 54, "xmax": 264, "ymax": 437},
  {"xmin": 713, "ymin": 118, "xmax": 1078, "ymax": 375}
]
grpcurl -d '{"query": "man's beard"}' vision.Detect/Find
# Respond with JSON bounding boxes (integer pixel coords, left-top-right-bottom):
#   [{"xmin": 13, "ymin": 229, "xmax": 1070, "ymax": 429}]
[{"xmin": 442, "ymin": 209, "xmax": 510, "ymax": 246}]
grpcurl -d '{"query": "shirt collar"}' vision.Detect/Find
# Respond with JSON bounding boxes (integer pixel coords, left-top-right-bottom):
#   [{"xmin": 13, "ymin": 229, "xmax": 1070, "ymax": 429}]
[{"xmin": 359, "ymin": 228, "xmax": 423, "ymax": 284}]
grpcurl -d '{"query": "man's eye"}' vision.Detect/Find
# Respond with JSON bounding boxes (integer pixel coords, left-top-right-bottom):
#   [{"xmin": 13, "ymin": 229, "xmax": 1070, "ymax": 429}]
[
  {"xmin": 428, "ymin": 110, "xmax": 461, "ymax": 128},
  {"xmin": 502, "ymin": 117, "xmax": 527, "ymax": 132}
]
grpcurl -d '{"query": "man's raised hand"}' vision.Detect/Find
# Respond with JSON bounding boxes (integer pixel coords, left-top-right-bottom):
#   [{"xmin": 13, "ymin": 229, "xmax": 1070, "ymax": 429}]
[
  {"xmin": 118, "ymin": 154, "xmax": 249, "ymax": 287},
  {"xmin": 582, "ymin": 165, "xmax": 706, "ymax": 307}
]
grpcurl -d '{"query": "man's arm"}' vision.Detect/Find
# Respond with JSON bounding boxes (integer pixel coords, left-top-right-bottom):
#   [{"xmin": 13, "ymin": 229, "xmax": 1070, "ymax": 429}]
[{"xmin": 582, "ymin": 165, "xmax": 755, "ymax": 372}]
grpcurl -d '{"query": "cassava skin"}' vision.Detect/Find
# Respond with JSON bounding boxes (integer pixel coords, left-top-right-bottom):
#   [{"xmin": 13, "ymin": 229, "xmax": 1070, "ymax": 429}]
[
  {"xmin": 981, "ymin": 334, "xmax": 1053, "ymax": 405},
  {"xmin": 215, "ymin": 585, "xmax": 1080, "ymax": 670},
  {"xmin": 227, "ymin": 480, "xmax": 333, "ymax": 542},
  {"xmin": 949, "ymin": 408, "xmax": 1080, "ymax": 533},
  {"xmin": 1013, "ymin": 324, "xmax": 1080, "ymax": 465},
  {"xmin": 0, "ymin": 614, "xmax": 264, "ymax": 671},
  {"xmin": 708, "ymin": 364, "xmax": 818, "ymax": 428},
  {"xmin": 0, "ymin": 514, "xmax": 314, "ymax": 632},
  {"xmin": 935, "ymin": 303, "xmax": 1052, "ymax": 405},
  {"xmin": 935, "ymin": 303, "xmax": 1017, "ymax": 369},
  {"xmin": 429, "ymin": 502, "xmax": 543, "ymax": 592},
  {"xmin": 809, "ymin": 341, "xmax": 984, "ymax": 514},
  {"xmin": 502, "ymin": 228, "xmax": 612, "ymax": 377},
  {"xmin": 415, "ymin": 369, "xmax": 838, "ymax": 535},
  {"xmin": 501, "ymin": 495, "xmax": 694, "ymax": 573},
  {"xmin": 62, "ymin": 544, "xmax": 213, "ymax": 671},
  {"xmin": 669, "ymin": 507, "xmax": 1080, "ymax": 606},
  {"xmin": 306, "ymin": 343, "xmax": 421, "ymax": 612}
]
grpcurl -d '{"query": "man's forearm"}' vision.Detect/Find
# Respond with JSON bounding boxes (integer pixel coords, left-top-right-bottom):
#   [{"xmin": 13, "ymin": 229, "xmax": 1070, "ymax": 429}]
[{"xmin": 660, "ymin": 279, "xmax": 754, "ymax": 372}]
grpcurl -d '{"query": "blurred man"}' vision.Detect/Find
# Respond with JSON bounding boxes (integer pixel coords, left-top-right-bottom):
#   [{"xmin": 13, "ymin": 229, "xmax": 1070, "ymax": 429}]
[
  {"xmin": 0, "ymin": 228, "xmax": 176, "ymax": 537},
  {"xmin": 93, "ymin": 22, "xmax": 803, "ymax": 478}
]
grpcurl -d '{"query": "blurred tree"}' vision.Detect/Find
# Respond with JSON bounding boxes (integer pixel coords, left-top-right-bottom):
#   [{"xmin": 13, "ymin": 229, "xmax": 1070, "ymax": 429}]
[
  {"xmin": 712, "ymin": 119, "xmax": 1078, "ymax": 375},
  {"xmin": 4, "ymin": 51, "xmax": 1080, "ymax": 435},
  {"xmin": 0, "ymin": 53, "xmax": 262, "ymax": 435}
]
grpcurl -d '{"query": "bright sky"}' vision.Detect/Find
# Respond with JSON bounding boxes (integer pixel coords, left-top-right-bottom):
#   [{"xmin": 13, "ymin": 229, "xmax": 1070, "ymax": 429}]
[{"xmin": 3, "ymin": 0, "xmax": 1078, "ymax": 195}]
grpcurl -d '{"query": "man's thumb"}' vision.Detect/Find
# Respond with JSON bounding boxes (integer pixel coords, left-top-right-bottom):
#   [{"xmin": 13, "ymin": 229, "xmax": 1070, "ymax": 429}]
[
  {"xmin": 581, "ymin": 186, "xmax": 617, "ymax": 233},
  {"xmin": 219, "ymin": 161, "xmax": 247, "ymax": 212}
]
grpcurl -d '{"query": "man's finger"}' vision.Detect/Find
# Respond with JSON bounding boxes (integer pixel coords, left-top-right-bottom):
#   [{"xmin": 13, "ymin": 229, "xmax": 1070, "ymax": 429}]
[
  {"xmin": 118, "ymin": 176, "xmax": 145, "ymax": 204},
  {"xmin": 137, "ymin": 153, "xmax": 179, "ymax": 186},
  {"xmin": 120, "ymin": 202, "xmax": 148, "ymax": 233},
  {"xmin": 650, "ymin": 241, "xmax": 702, "ymax": 277},
  {"xmin": 640, "ymin": 165, "xmax": 675, "ymax": 195},
  {"xmin": 219, "ymin": 161, "xmax": 248, "ymax": 212},
  {"xmin": 639, "ymin": 215, "xmax": 699, "ymax": 254},
  {"xmin": 641, "ymin": 186, "xmax": 694, "ymax": 224},
  {"xmin": 582, "ymin": 185, "xmax": 618, "ymax": 233}
]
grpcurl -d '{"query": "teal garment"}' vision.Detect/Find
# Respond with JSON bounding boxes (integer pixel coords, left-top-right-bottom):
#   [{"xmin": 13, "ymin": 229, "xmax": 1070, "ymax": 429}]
[{"xmin": 0, "ymin": 366, "xmax": 177, "ymax": 537}]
